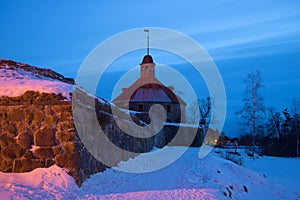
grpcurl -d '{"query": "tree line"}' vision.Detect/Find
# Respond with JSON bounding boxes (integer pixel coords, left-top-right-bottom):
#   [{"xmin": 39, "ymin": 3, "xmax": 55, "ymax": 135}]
[
  {"xmin": 234, "ymin": 70, "xmax": 299, "ymax": 157},
  {"xmin": 187, "ymin": 70, "xmax": 299, "ymax": 157}
]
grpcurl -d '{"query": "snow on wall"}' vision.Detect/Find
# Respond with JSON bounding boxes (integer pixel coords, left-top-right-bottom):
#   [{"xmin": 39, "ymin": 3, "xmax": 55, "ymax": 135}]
[{"xmin": 0, "ymin": 62, "xmax": 73, "ymax": 99}]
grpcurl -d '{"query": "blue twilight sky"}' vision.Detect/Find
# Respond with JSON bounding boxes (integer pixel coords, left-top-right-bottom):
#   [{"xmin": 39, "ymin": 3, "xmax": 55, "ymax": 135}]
[{"xmin": 1, "ymin": 1, "xmax": 300, "ymax": 136}]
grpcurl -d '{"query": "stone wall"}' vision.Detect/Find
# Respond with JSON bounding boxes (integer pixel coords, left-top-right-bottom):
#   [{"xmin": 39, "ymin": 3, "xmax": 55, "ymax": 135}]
[
  {"xmin": 0, "ymin": 91, "xmax": 155, "ymax": 186},
  {"xmin": 0, "ymin": 91, "xmax": 203, "ymax": 186},
  {"xmin": 0, "ymin": 102, "xmax": 107, "ymax": 186},
  {"xmin": 154, "ymin": 125, "xmax": 204, "ymax": 148}
]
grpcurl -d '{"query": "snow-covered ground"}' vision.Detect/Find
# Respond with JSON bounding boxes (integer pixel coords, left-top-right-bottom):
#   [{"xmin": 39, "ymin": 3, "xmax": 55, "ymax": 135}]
[
  {"xmin": 0, "ymin": 147, "xmax": 299, "ymax": 199},
  {"xmin": 244, "ymin": 155, "xmax": 300, "ymax": 192},
  {"xmin": 0, "ymin": 62, "xmax": 73, "ymax": 99}
]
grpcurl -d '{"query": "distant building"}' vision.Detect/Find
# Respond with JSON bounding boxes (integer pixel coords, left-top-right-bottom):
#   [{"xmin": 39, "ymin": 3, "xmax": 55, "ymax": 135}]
[{"xmin": 113, "ymin": 53, "xmax": 186, "ymax": 123}]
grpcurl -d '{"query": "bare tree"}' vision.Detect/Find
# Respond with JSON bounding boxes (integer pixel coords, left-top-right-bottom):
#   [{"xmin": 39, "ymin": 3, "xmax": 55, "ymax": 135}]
[
  {"xmin": 236, "ymin": 70, "xmax": 265, "ymax": 156},
  {"xmin": 282, "ymin": 108, "xmax": 292, "ymax": 135},
  {"xmin": 291, "ymin": 98, "xmax": 300, "ymax": 157},
  {"xmin": 267, "ymin": 107, "xmax": 283, "ymax": 139},
  {"xmin": 199, "ymin": 97, "xmax": 211, "ymax": 126},
  {"xmin": 188, "ymin": 97, "xmax": 211, "ymax": 126},
  {"xmin": 188, "ymin": 100, "xmax": 200, "ymax": 124}
]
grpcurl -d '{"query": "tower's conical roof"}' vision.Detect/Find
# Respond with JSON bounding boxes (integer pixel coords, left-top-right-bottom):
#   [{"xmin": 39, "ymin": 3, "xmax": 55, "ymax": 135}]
[{"xmin": 140, "ymin": 55, "xmax": 154, "ymax": 65}]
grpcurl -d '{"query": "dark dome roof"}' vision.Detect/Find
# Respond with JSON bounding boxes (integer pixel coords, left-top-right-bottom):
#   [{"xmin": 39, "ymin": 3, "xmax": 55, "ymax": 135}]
[
  {"xmin": 141, "ymin": 55, "xmax": 154, "ymax": 65},
  {"xmin": 130, "ymin": 83, "xmax": 179, "ymax": 103}
]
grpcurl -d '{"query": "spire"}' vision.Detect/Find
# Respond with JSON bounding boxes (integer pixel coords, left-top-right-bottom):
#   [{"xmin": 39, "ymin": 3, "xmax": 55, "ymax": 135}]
[{"xmin": 144, "ymin": 29, "xmax": 150, "ymax": 55}]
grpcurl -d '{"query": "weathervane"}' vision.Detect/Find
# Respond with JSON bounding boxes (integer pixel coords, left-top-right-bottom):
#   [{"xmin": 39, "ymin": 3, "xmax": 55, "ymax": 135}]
[{"xmin": 144, "ymin": 29, "xmax": 150, "ymax": 55}]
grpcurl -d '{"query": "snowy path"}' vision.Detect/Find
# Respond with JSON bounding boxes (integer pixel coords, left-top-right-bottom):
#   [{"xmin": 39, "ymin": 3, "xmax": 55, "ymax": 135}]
[
  {"xmin": 78, "ymin": 147, "xmax": 226, "ymax": 199},
  {"xmin": 78, "ymin": 147, "xmax": 204, "ymax": 195}
]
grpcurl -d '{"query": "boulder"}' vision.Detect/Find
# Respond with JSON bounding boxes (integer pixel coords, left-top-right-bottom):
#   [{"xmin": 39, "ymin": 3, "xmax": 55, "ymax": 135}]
[
  {"xmin": 33, "ymin": 110, "xmax": 44, "ymax": 121},
  {"xmin": 24, "ymin": 111, "xmax": 34, "ymax": 123},
  {"xmin": 45, "ymin": 158, "xmax": 54, "ymax": 168},
  {"xmin": 59, "ymin": 121, "xmax": 74, "ymax": 132},
  {"xmin": 7, "ymin": 108, "xmax": 24, "ymax": 122},
  {"xmin": 60, "ymin": 111, "xmax": 72, "ymax": 121},
  {"xmin": 12, "ymin": 159, "xmax": 44, "ymax": 173},
  {"xmin": 56, "ymin": 131, "xmax": 75, "ymax": 143},
  {"xmin": 44, "ymin": 115, "xmax": 58, "ymax": 125},
  {"xmin": 0, "ymin": 159, "xmax": 13, "ymax": 172},
  {"xmin": 55, "ymin": 152, "xmax": 78, "ymax": 168},
  {"xmin": 62, "ymin": 142, "xmax": 77, "ymax": 153},
  {"xmin": 51, "ymin": 105, "xmax": 62, "ymax": 115},
  {"xmin": 0, "ymin": 133, "xmax": 15, "ymax": 147},
  {"xmin": 34, "ymin": 147, "xmax": 53, "ymax": 159},
  {"xmin": 17, "ymin": 121, "xmax": 30, "ymax": 133},
  {"xmin": 0, "ymin": 112, "xmax": 6, "ymax": 120},
  {"xmin": 1, "ymin": 143, "xmax": 26, "ymax": 160},
  {"xmin": 23, "ymin": 151, "xmax": 34, "ymax": 159},
  {"xmin": 53, "ymin": 145, "xmax": 63, "ymax": 156},
  {"xmin": 29, "ymin": 120, "xmax": 41, "ymax": 131},
  {"xmin": 17, "ymin": 131, "xmax": 33, "ymax": 149},
  {"xmin": 7, "ymin": 122, "xmax": 18, "ymax": 136},
  {"xmin": 34, "ymin": 126, "xmax": 57, "ymax": 146},
  {"xmin": 45, "ymin": 106, "xmax": 54, "ymax": 116}
]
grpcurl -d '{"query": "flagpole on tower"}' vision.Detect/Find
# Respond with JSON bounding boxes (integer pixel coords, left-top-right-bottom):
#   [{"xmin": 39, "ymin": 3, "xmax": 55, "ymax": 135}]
[{"xmin": 144, "ymin": 29, "xmax": 150, "ymax": 55}]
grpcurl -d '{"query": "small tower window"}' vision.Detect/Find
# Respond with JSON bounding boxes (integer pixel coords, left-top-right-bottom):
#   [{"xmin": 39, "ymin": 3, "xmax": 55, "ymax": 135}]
[
  {"xmin": 167, "ymin": 105, "xmax": 172, "ymax": 112},
  {"xmin": 138, "ymin": 104, "xmax": 144, "ymax": 111}
]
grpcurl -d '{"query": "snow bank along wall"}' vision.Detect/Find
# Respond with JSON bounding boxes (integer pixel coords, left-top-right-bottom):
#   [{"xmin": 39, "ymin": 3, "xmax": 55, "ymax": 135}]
[{"xmin": 0, "ymin": 91, "xmax": 203, "ymax": 186}]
